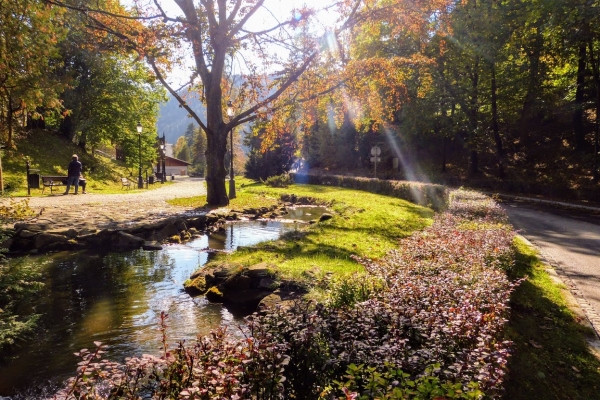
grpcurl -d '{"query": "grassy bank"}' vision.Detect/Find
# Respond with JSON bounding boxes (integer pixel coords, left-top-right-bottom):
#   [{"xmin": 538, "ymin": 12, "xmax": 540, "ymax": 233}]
[
  {"xmin": 58, "ymin": 188, "xmax": 517, "ymax": 398},
  {"xmin": 2, "ymin": 130, "xmax": 167, "ymax": 196},
  {"xmin": 503, "ymin": 237, "xmax": 600, "ymax": 399},
  {"xmin": 172, "ymin": 181, "xmax": 600, "ymax": 398},
  {"xmin": 172, "ymin": 179, "xmax": 434, "ymax": 286}
]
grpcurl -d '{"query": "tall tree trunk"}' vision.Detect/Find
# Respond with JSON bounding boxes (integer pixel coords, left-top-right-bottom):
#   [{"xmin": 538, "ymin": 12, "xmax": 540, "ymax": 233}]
[
  {"xmin": 78, "ymin": 131, "xmax": 87, "ymax": 151},
  {"xmin": 573, "ymin": 43, "xmax": 587, "ymax": 151},
  {"xmin": 520, "ymin": 24, "xmax": 543, "ymax": 125},
  {"xmin": 442, "ymin": 135, "xmax": 447, "ymax": 173},
  {"xmin": 470, "ymin": 150, "xmax": 478, "ymax": 175},
  {"xmin": 469, "ymin": 57, "xmax": 480, "ymax": 175},
  {"xmin": 491, "ymin": 65, "xmax": 505, "ymax": 178},
  {"xmin": 590, "ymin": 41, "xmax": 600, "ymax": 182},
  {"xmin": 60, "ymin": 114, "xmax": 76, "ymax": 142},
  {"xmin": 204, "ymin": 123, "xmax": 229, "ymax": 206},
  {"xmin": 6, "ymin": 96, "xmax": 13, "ymax": 148},
  {"xmin": 441, "ymin": 102, "xmax": 454, "ymax": 173}
]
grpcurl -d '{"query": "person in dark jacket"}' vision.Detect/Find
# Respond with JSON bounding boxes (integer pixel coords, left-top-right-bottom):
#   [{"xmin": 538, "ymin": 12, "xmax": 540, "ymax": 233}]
[{"xmin": 64, "ymin": 154, "xmax": 83, "ymax": 195}]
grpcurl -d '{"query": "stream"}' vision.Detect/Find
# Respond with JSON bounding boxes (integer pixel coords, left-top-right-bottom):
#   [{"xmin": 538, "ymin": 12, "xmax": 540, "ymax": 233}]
[{"xmin": 0, "ymin": 206, "xmax": 327, "ymax": 396}]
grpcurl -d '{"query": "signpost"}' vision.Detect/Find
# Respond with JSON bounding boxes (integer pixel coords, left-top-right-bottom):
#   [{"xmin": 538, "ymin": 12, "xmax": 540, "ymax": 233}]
[{"xmin": 371, "ymin": 146, "xmax": 381, "ymax": 178}]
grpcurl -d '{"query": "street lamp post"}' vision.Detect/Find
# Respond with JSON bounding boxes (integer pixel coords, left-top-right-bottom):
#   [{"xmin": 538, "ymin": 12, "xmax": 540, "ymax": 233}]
[
  {"xmin": 137, "ymin": 122, "xmax": 143, "ymax": 189},
  {"xmin": 226, "ymin": 101, "xmax": 236, "ymax": 199},
  {"xmin": 160, "ymin": 133, "xmax": 166, "ymax": 183}
]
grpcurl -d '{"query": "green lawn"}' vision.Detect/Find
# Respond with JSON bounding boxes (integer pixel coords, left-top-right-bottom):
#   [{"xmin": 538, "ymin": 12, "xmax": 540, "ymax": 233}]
[
  {"xmin": 2, "ymin": 131, "xmax": 168, "ymax": 197},
  {"xmin": 173, "ymin": 181, "xmax": 600, "ymax": 398},
  {"xmin": 171, "ymin": 178, "xmax": 434, "ymax": 287}
]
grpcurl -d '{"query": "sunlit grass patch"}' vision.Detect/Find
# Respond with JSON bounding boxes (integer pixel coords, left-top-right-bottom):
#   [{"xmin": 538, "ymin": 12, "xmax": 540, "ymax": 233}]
[
  {"xmin": 3, "ymin": 132, "xmax": 173, "ymax": 197},
  {"xmin": 167, "ymin": 195, "xmax": 208, "ymax": 208},
  {"xmin": 203, "ymin": 179, "xmax": 434, "ymax": 287},
  {"xmin": 167, "ymin": 191, "xmax": 281, "ymax": 211}
]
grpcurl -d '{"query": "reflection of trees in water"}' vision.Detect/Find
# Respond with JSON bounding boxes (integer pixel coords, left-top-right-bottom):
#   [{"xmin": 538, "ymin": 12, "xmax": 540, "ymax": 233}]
[
  {"xmin": 23, "ymin": 252, "xmax": 172, "ymax": 352},
  {"xmin": 106, "ymin": 250, "xmax": 173, "ymax": 286},
  {"xmin": 0, "ymin": 249, "xmax": 181, "ymax": 394},
  {"xmin": 2, "ymin": 222, "xmax": 300, "ymax": 393}
]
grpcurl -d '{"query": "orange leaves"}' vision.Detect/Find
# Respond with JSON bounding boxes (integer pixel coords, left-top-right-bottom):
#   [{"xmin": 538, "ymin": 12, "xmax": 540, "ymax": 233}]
[
  {"xmin": 342, "ymin": 55, "xmax": 433, "ymax": 128},
  {"xmin": 258, "ymin": 0, "xmax": 452, "ymax": 136},
  {"xmin": 259, "ymin": 105, "xmax": 297, "ymax": 152},
  {"xmin": 70, "ymin": 0, "xmax": 172, "ymax": 62}
]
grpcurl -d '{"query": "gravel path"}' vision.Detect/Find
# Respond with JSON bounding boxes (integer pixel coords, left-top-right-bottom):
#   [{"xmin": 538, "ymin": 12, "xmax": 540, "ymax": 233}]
[{"xmin": 1, "ymin": 177, "xmax": 208, "ymax": 231}]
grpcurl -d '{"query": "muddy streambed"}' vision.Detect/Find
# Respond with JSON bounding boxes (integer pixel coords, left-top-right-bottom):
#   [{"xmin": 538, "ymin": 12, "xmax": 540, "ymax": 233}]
[{"xmin": 0, "ymin": 206, "xmax": 328, "ymax": 396}]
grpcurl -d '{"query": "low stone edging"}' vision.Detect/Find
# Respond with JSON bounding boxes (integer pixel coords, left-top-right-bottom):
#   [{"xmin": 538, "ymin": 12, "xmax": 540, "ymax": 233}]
[
  {"xmin": 3, "ymin": 198, "xmax": 323, "ymax": 256},
  {"xmin": 4, "ymin": 214, "xmax": 222, "ymax": 255}
]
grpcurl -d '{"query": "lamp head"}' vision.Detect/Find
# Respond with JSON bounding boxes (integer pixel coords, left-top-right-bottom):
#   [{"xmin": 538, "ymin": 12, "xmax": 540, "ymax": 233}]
[
  {"xmin": 226, "ymin": 100, "xmax": 234, "ymax": 117},
  {"xmin": 137, "ymin": 122, "xmax": 142, "ymax": 133}
]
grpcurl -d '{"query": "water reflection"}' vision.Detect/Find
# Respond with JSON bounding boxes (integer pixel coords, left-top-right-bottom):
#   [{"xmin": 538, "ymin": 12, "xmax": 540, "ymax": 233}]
[
  {"xmin": 0, "ymin": 212, "xmax": 325, "ymax": 395},
  {"xmin": 284, "ymin": 206, "xmax": 326, "ymax": 221}
]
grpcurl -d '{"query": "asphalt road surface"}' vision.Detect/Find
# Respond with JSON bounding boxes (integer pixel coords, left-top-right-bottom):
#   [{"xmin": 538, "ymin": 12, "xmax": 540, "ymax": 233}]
[{"xmin": 500, "ymin": 199, "xmax": 600, "ymax": 332}]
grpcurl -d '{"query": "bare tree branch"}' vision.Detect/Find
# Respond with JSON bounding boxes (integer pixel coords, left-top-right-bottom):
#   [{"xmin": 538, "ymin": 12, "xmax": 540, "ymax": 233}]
[
  {"xmin": 44, "ymin": 0, "xmax": 161, "ymax": 20},
  {"xmin": 148, "ymin": 57, "xmax": 208, "ymax": 133}
]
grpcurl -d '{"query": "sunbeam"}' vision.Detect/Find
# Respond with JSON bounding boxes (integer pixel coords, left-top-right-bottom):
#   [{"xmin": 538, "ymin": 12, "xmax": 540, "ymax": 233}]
[{"xmin": 383, "ymin": 124, "xmax": 431, "ymax": 185}]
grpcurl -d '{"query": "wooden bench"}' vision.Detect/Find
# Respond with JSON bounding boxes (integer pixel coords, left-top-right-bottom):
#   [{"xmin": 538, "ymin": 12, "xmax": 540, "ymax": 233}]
[
  {"xmin": 121, "ymin": 177, "xmax": 132, "ymax": 189},
  {"xmin": 41, "ymin": 175, "xmax": 68, "ymax": 194}
]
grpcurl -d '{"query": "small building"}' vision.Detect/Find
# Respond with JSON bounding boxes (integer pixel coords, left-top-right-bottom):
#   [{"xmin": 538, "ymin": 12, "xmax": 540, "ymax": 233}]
[{"xmin": 162, "ymin": 155, "xmax": 191, "ymax": 176}]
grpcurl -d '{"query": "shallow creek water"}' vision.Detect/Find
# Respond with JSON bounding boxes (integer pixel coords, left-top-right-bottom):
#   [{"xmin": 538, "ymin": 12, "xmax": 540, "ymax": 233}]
[{"xmin": 0, "ymin": 206, "xmax": 328, "ymax": 395}]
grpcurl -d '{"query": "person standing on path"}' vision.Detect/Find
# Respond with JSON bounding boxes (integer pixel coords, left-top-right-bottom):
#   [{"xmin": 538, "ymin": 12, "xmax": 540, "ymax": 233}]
[{"xmin": 64, "ymin": 154, "xmax": 83, "ymax": 195}]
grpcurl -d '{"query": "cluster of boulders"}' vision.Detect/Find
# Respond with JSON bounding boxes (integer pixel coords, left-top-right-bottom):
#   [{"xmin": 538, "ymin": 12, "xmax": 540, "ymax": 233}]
[
  {"xmin": 3, "ymin": 214, "xmax": 224, "ymax": 255},
  {"xmin": 184, "ymin": 261, "xmax": 306, "ymax": 311},
  {"xmin": 183, "ymin": 200, "xmax": 334, "ymax": 310}
]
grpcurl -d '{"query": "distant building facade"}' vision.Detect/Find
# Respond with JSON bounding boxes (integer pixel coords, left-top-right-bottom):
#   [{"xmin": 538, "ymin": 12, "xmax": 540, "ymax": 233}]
[{"xmin": 163, "ymin": 155, "xmax": 191, "ymax": 176}]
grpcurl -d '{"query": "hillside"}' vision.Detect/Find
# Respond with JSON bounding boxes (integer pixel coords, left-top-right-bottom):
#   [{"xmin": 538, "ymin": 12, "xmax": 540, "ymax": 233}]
[
  {"xmin": 157, "ymin": 90, "xmax": 251, "ymax": 156},
  {"xmin": 157, "ymin": 92, "xmax": 205, "ymax": 144},
  {"xmin": 2, "ymin": 130, "xmax": 142, "ymax": 196}
]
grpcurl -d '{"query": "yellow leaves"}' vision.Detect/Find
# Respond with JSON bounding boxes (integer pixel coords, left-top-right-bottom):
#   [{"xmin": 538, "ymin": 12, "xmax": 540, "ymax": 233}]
[
  {"xmin": 343, "ymin": 57, "xmax": 409, "ymax": 125},
  {"xmin": 259, "ymin": 106, "xmax": 296, "ymax": 153}
]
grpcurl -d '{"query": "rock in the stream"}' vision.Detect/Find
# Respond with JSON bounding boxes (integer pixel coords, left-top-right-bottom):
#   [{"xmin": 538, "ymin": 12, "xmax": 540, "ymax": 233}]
[
  {"xmin": 110, "ymin": 231, "xmax": 145, "ymax": 250},
  {"xmin": 142, "ymin": 241, "xmax": 163, "ymax": 251}
]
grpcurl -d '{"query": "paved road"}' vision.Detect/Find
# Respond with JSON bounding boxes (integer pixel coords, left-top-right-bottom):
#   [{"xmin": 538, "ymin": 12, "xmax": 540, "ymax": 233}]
[{"xmin": 500, "ymin": 199, "xmax": 600, "ymax": 332}]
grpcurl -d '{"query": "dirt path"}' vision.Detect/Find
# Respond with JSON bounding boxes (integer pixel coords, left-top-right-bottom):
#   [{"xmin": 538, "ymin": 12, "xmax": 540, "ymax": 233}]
[{"xmin": 1, "ymin": 177, "xmax": 208, "ymax": 231}]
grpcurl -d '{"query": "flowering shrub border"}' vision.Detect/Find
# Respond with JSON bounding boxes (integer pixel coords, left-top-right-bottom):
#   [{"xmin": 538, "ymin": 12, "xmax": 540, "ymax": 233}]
[{"xmin": 51, "ymin": 190, "xmax": 517, "ymax": 399}]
